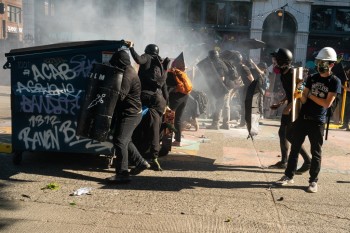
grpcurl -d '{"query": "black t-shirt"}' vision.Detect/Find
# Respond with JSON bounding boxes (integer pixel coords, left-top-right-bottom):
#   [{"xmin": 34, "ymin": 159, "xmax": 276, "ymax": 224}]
[
  {"xmin": 280, "ymin": 68, "xmax": 294, "ymax": 104},
  {"xmin": 301, "ymin": 73, "xmax": 341, "ymax": 123}
]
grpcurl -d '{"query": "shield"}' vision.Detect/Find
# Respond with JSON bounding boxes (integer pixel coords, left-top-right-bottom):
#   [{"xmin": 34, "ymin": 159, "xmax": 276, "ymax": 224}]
[
  {"xmin": 237, "ymin": 38, "xmax": 266, "ymax": 50},
  {"xmin": 196, "ymin": 57, "xmax": 229, "ymax": 99},
  {"xmin": 291, "ymin": 67, "xmax": 304, "ymax": 122},
  {"xmin": 76, "ymin": 63, "xmax": 123, "ymax": 142}
]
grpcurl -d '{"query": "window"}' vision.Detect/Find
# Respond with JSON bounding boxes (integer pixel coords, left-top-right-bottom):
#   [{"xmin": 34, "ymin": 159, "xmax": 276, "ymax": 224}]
[
  {"xmin": 310, "ymin": 6, "xmax": 332, "ymax": 31},
  {"xmin": 187, "ymin": 0, "xmax": 201, "ymax": 24},
  {"xmin": 44, "ymin": 0, "xmax": 55, "ymax": 16},
  {"xmin": 205, "ymin": 2, "xmax": 226, "ymax": 25},
  {"xmin": 7, "ymin": 5, "xmax": 22, "ymax": 23},
  {"xmin": 335, "ymin": 9, "xmax": 350, "ymax": 32},
  {"xmin": 228, "ymin": 2, "xmax": 250, "ymax": 27}
]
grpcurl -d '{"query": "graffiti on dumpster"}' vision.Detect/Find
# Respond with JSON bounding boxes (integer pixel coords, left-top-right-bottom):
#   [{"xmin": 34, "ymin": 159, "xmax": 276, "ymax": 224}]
[
  {"xmin": 14, "ymin": 54, "xmax": 96, "ymax": 115},
  {"xmin": 70, "ymin": 55, "xmax": 96, "ymax": 78},
  {"xmin": 18, "ymin": 115, "xmax": 109, "ymax": 152}
]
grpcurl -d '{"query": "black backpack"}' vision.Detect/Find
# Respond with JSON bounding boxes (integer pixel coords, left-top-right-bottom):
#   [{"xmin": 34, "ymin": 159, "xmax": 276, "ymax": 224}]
[{"xmin": 146, "ymin": 56, "xmax": 165, "ymax": 88}]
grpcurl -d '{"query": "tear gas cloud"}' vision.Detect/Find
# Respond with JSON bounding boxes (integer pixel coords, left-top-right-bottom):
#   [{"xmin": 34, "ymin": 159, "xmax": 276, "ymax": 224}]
[
  {"xmin": 44, "ymin": 1, "xmax": 212, "ymax": 69},
  {"xmin": 40, "ymin": 0, "xmax": 226, "ymax": 91}
]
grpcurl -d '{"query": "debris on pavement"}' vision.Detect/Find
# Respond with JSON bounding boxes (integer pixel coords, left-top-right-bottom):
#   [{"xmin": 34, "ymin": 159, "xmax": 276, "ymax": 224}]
[
  {"xmin": 277, "ymin": 197, "xmax": 284, "ymax": 201},
  {"xmin": 71, "ymin": 187, "xmax": 93, "ymax": 196},
  {"xmin": 41, "ymin": 182, "xmax": 60, "ymax": 191}
]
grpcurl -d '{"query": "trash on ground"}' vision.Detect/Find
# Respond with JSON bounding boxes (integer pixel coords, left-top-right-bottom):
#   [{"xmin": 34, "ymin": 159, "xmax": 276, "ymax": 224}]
[
  {"xmin": 224, "ymin": 218, "xmax": 231, "ymax": 222},
  {"xmin": 41, "ymin": 182, "xmax": 60, "ymax": 190},
  {"xmin": 277, "ymin": 197, "xmax": 284, "ymax": 201},
  {"xmin": 71, "ymin": 187, "xmax": 93, "ymax": 196},
  {"xmin": 69, "ymin": 201, "xmax": 76, "ymax": 206}
]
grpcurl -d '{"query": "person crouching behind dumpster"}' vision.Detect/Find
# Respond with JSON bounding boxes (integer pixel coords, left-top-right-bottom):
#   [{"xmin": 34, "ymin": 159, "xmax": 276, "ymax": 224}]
[{"xmin": 106, "ymin": 49, "xmax": 150, "ymax": 184}]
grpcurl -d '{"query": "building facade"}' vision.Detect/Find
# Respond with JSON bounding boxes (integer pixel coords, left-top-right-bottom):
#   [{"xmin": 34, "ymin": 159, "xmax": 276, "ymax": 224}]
[{"xmin": 15, "ymin": 0, "xmax": 350, "ymax": 67}]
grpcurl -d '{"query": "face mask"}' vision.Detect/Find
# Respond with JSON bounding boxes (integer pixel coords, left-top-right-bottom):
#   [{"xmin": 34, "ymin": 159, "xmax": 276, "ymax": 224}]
[
  {"xmin": 273, "ymin": 65, "xmax": 280, "ymax": 74},
  {"xmin": 315, "ymin": 59, "xmax": 331, "ymax": 74}
]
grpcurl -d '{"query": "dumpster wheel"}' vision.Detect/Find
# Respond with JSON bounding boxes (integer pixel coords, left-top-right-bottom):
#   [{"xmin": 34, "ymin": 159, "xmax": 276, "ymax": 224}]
[{"xmin": 12, "ymin": 151, "xmax": 23, "ymax": 165}]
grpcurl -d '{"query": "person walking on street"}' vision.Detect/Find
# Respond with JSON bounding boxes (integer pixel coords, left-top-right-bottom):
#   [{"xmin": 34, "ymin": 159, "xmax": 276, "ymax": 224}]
[
  {"xmin": 268, "ymin": 48, "xmax": 312, "ymax": 174},
  {"xmin": 106, "ymin": 49, "xmax": 150, "ymax": 184},
  {"xmin": 276, "ymin": 47, "xmax": 341, "ymax": 193}
]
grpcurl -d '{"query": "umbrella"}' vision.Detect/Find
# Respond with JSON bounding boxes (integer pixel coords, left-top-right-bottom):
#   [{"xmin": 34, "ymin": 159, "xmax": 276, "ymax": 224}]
[{"xmin": 237, "ymin": 38, "xmax": 266, "ymax": 50}]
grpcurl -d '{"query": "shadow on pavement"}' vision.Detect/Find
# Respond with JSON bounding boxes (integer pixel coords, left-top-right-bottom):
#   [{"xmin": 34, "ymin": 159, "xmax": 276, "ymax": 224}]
[{"xmin": 98, "ymin": 175, "xmax": 306, "ymax": 192}]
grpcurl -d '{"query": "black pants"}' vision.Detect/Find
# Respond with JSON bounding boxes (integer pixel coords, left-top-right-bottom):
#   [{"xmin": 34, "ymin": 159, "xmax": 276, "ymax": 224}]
[
  {"xmin": 285, "ymin": 117, "xmax": 324, "ymax": 182},
  {"xmin": 113, "ymin": 112, "xmax": 147, "ymax": 174},
  {"xmin": 239, "ymin": 85, "xmax": 248, "ymax": 124},
  {"xmin": 169, "ymin": 92, "xmax": 188, "ymax": 142},
  {"xmin": 279, "ymin": 114, "xmax": 311, "ymax": 164}
]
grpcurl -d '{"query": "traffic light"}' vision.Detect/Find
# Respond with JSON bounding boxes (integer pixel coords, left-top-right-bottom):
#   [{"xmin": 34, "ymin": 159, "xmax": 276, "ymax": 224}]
[{"xmin": 0, "ymin": 3, "xmax": 4, "ymax": 14}]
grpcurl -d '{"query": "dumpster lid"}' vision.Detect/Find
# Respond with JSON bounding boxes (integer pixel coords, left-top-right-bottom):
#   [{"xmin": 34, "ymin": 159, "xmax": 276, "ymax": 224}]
[{"xmin": 5, "ymin": 40, "xmax": 123, "ymax": 57}]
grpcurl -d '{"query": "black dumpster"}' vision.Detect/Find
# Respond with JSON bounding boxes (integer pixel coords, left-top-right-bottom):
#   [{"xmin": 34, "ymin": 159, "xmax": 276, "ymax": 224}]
[{"xmin": 3, "ymin": 40, "xmax": 125, "ymax": 164}]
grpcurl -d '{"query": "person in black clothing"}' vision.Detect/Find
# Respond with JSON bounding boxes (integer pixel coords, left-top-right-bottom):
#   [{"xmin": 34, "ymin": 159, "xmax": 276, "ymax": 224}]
[
  {"xmin": 106, "ymin": 49, "xmax": 150, "ymax": 184},
  {"xmin": 268, "ymin": 48, "xmax": 311, "ymax": 173},
  {"xmin": 128, "ymin": 42, "xmax": 168, "ymax": 171},
  {"xmin": 276, "ymin": 47, "xmax": 341, "ymax": 193},
  {"xmin": 166, "ymin": 68, "xmax": 190, "ymax": 146},
  {"xmin": 233, "ymin": 52, "xmax": 254, "ymax": 128},
  {"xmin": 206, "ymin": 50, "xmax": 234, "ymax": 130}
]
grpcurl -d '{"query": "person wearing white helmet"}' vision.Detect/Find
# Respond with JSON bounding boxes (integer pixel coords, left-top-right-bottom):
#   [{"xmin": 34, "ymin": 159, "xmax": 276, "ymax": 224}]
[{"xmin": 276, "ymin": 47, "xmax": 341, "ymax": 193}]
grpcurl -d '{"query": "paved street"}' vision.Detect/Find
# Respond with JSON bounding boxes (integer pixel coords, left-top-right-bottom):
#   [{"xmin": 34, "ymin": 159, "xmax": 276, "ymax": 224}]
[{"xmin": 0, "ymin": 85, "xmax": 350, "ymax": 233}]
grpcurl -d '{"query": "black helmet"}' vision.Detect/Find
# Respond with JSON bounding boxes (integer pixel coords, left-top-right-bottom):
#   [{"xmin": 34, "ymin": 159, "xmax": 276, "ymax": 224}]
[
  {"xmin": 145, "ymin": 44, "xmax": 159, "ymax": 55},
  {"xmin": 271, "ymin": 48, "xmax": 293, "ymax": 66},
  {"xmin": 208, "ymin": 50, "xmax": 220, "ymax": 59},
  {"xmin": 230, "ymin": 50, "xmax": 243, "ymax": 64}
]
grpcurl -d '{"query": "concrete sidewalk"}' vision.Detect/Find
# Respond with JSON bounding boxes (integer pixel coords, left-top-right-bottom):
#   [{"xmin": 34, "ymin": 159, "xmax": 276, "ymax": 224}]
[{"xmin": 0, "ymin": 84, "xmax": 350, "ymax": 232}]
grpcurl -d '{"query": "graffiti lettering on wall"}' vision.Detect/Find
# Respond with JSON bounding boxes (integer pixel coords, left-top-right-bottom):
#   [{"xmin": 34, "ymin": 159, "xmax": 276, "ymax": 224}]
[{"xmin": 18, "ymin": 115, "xmax": 109, "ymax": 152}]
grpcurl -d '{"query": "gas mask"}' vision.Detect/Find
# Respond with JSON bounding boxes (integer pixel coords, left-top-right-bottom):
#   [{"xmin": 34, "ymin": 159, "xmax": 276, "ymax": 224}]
[{"xmin": 315, "ymin": 59, "xmax": 331, "ymax": 74}]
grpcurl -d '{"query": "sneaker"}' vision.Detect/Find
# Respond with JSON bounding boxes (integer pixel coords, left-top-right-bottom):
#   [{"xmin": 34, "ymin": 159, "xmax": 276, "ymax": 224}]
[
  {"xmin": 150, "ymin": 158, "xmax": 162, "ymax": 171},
  {"xmin": 307, "ymin": 182, "xmax": 318, "ymax": 193},
  {"xmin": 129, "ymin": 162, "xmax": 151, "ymax": 175},
  {"xmin": 295, "ymin": 163, "xmax": 311, "ymax": 175},
  {"xmin": 268, "ymin": 161, "xmax": 287, "ymax": 169},
  {"xmin": 172, "ymin": 141, "xmax": 181, "ymax": 147},
  {"xmin": 339, "ymin": 124, "xmax": 348, "ymax": 129},
  {"xmin": 275, "ymin": 175, "xmax": 294, "ymax": 186},
  {"xmin": 220, "ymin": 124, "xmax": 230, "ymax": 130}
]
